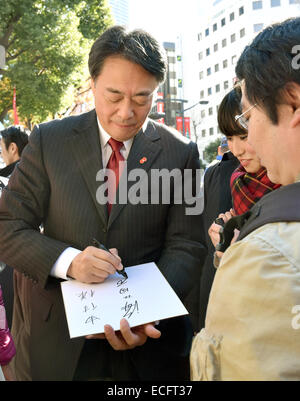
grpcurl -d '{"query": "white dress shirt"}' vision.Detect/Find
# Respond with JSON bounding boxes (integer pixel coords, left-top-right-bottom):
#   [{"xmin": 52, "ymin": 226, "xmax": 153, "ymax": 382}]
[{"xmin": 50, "ymin": 118, "xmax": 146, "ymax": 280}]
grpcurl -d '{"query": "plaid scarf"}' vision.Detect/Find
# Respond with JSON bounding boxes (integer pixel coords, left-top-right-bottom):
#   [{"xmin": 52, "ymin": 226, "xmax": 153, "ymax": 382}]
[{"xmin": 230, "ymin": 165, "xmax": 281, "ymax": 215}]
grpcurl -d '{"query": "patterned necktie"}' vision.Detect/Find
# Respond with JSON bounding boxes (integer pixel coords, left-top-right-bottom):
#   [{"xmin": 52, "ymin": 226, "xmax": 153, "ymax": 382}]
[{"xmin": 107, "ymin": 138, "xmax": 125, "ymax": 214}]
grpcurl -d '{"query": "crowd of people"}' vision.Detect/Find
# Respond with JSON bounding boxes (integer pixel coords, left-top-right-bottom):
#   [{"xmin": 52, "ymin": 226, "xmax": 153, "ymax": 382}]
[{"xmin": 0, "ymin": 16, "xmax": 299, "ymax": 381}]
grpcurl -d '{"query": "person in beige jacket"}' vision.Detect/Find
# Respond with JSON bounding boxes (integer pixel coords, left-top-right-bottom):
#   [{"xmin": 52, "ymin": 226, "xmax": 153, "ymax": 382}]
[{"xmin": 191, "ymin": 17, "xmax": 300, "ymax": 381}]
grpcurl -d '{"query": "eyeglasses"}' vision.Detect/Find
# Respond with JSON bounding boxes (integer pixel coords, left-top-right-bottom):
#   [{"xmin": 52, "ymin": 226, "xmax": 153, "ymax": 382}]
[{"xmin": 234, "ymin": 103, "xmax": 257, "ymax": 130}]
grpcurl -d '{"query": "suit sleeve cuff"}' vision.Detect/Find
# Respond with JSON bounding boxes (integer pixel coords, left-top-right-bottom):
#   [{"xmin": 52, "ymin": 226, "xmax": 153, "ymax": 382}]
[{"xmin": 50, "ymin": 247, "xmax": 81, "ymax": 280}]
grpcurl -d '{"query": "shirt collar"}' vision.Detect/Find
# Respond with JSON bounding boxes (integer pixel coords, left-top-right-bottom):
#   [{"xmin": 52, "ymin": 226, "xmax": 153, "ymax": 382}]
[{"xmin": 96, "ymin": 117, "xmax": 149, "ymax": 151}]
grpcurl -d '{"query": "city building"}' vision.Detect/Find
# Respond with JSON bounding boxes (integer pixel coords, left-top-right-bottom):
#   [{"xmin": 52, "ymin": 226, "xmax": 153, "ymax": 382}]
[
  {"xmin": 151, "ymin": 40, "xmax": 192, "ymax": 136},
  {"xmin": 192, "ymin": 0, "xmax": 300, "ymax": 160},
  {"xmin": 108, "ymin": 0, "xmax": 129, "ymax": 26}
]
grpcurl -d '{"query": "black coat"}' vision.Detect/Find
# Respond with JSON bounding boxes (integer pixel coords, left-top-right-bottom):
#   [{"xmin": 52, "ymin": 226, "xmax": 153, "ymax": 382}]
[
  {"xmin": 198, "ymin": 151, "xmax": 239, "ymax": 330},
  {"xmin": 0, "ymin": 160, "xmax": 19, "ymax": 329}
]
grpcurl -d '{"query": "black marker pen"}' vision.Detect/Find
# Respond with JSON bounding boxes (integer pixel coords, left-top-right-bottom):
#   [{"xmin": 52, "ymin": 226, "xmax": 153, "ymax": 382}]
[{"xmin": 91, "ymin": 238, "xmax": 128, "ymax": 279}]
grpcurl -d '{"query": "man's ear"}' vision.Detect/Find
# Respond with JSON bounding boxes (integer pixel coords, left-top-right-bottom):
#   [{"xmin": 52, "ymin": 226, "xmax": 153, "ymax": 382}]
[
  {"xmin": 291, "ymin": 108, "xmax": 300, "ymax": 129},
  {"xmin": 9, "ymin": 142, "xmax": 18, "ymax": 157},
  {"xmin": 284, "ymin": 82, "xmax": 300, "ymax": 128}
]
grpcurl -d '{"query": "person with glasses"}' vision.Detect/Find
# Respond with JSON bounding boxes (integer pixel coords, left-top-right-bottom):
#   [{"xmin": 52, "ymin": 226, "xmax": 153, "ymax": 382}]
[
  {"xmin": 191, "ymin": 17, "xmax": 300, "ymax": 380},
  {"xmin": 208, "ymin": 86, "xmax": 280, "ymax": 265}
]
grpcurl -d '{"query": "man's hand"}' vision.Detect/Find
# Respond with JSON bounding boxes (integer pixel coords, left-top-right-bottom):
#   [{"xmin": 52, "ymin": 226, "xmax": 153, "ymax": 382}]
[
  {"xmin": 86, "ymin": 319, "xmax": 161, "ymax": 350},
  {"xmin": 67, "ymin": 246, "xmax": 123, "ymax": 283}
]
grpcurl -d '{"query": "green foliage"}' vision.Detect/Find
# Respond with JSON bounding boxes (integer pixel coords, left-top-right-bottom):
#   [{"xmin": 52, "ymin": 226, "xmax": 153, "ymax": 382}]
[
  {"xmin": 203, "ymin": 138, "xmax": 221, "ymax": 163},
  {"xmin": 0, "ymin": 0, "xmax": 112, "ymax": 127}
]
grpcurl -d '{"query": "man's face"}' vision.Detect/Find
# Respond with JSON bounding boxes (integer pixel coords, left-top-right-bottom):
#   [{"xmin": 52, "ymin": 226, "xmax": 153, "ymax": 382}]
[
  {"xmin": 91, "ymin": 55, "xmax": 159, "ymax": 142},
  {"xmin": 0, "ymin": 138, "xmax": 14, "ymax": 166},
  {"xmin": 241, "ymin": 84, "xmax": 297, "ymax": 185}
]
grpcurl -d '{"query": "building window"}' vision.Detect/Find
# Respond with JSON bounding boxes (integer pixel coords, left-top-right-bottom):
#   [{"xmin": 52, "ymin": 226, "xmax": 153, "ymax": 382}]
[
  {"xmin": 224, "ymin": 81, "xmax": 229, "ymax": 90},
  {"xmin": 221, "ymin": 18, "xmax": 226, "ymax": 27},
  {"xmin": 253, "ymin": 1, "xmax": 263, "ymax": 9},
  {"xmin": 214, "ymin": 63, "xmax": 219, "ymax": 72},
  {"xmin": 215, "ymin": 84, "xmax": 220, "ymax": 93},
  {"xmin": 271, "ymin": 0, "xmax": 281, "ymax": 6},
  {"xmin": 206, "ymin": 48, "xmax": 210, "ymax": 56},
  {"xmin": 200, "ymin": 90, "xmax": 204, "ymax": 99},
  {"xmin": 254, "ymin": 23, "xmax": 264, "ymax": 32},
  {"xmin": 240, "ymin": 28, "xmax": 246, "ymax": 38},
  {"xmin": 202, "ymin": 129, "xmax": 206, "ymax": 137},
  {"xmin": 198, "ymin": 33, "xmax": 202, "ymax": 41},
  {"xmin": 213, "ymin": 23, "xmax": 218, "ymax": 32},
  {"xmin": 230, "ymin": 12, "xmax": 235, "ymax": 21},
  {"xmin": 289, "ymin": 0, "xmax": 298, "ymax": 3},
  {"xmin": 201, "ymin": 110, "xmax": 205, "ymax": 118},
  {"xmin": 223, "ymin": 59, "xmax": 228, "ymax": 68},
  {"xmin": 209, "ymin": 127, "xmax": 214, "ymax": 136},
  {"xmin": 198, "ymin": 51, "xmax": 203, "ymax": 60},
  {"xmin": 231, "ymin": 33, "xmax": 236, "ymax": 43},
  {"xmin": 199, "ymin": 71, "xmax": 203, "ymax": 80},
  {"xmin": 205, "ymin": 28, "xmax": 210, "ymax": 36},
  {"xmin": 232, "ymin": 55, "xmax": 237, "ymax": 65},
  {"xmin": 207, "ymin": 67, "xmax": 211, "ymax": 76},
  {"xmin": 209, "ymin": 107, "xmax": 213, "ymax": 115},
  {"xmin": 208, "ymin": 87, "xmax": 212, "ymax": 96},
  {"xmin": 214, "ymin": 43, "xmax": 218, "ymax": 52},
  {"xmin": 222, "ymin": 38, "xmax": 227, "ymax": 47},
  {"xmin": 239, "ymin": 6, "xmax": 244, "ymax": 15}
]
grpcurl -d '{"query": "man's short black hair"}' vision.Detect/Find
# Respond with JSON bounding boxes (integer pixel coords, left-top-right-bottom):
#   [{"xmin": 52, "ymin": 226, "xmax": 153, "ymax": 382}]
[
  {"xmin": 0, "ymin": 126, "xmax": 29, "ymax": 157},
  {"xmin": 88, "ymin": 25, "xmax": 167, "ymax": 83},
  {"xmin": 236, "ymin": 17, "xmax": 300, "ymax": 124},
  {"xmin": 218, "ymin": 86, "xmax": 247, "ymax": 137}
]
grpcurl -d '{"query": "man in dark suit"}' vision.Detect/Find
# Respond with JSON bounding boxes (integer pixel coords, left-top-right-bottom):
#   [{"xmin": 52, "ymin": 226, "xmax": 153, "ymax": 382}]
[{"xmin": 0, "ymin": 26, "xmax": 206, "ymax": 381}]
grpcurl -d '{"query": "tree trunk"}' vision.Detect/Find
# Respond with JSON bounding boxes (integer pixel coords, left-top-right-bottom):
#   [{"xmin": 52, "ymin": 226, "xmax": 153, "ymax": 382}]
[{"xmin": 0, "ymin": 107, "xmax": 9, "ymax": 123}]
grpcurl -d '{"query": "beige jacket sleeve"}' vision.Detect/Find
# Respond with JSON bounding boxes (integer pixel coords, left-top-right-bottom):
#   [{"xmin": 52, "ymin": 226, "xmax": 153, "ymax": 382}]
[{"xmin": 190, "ymin": 222, "xmax": 300, "ymax": 381}]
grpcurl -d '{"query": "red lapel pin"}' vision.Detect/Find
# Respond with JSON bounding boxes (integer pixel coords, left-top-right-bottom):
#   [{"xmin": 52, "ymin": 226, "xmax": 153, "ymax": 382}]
[{"xmin": 139, "ymin": 157, "xmax": 147, "ymax": 164}]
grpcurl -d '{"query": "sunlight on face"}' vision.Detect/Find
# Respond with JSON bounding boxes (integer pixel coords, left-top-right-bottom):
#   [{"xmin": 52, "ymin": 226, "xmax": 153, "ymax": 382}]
[{"xmin": 91, "ymin": 56, "xmax": 159, "ymax": 142}]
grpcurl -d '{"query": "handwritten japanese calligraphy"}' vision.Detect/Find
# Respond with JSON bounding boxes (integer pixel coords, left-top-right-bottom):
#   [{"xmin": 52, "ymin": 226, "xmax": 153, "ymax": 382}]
[
  {"xmin": 61, "ymin": 262, "xmax": 188, "ymax": 338},
  {"xmin": 77, "ymin": 289, "xmax": 100, "ymax": 325},
  {"xmin": 116, "ymin": 278, "xmax": 139, "ymax": 320}
]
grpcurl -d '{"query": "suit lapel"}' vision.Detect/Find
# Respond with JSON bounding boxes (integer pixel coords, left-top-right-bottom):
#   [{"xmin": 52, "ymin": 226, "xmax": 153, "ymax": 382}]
[
  {"xmin": 68, "ymin": 110, "xmax": 108, "ymax": 226},
  {"xmin": 108, "ymin": 121, "xmax": 162, "ymax": 228}
]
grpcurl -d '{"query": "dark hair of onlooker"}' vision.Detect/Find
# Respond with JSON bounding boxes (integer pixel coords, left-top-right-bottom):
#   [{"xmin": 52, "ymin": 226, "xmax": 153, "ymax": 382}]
[
  {"xmin": 217, "ymin": 86, "xmax": 247, "ymax": 137},
  {"xmin": 88, "ymin": 25, "xmax": 167, "ymax": 83},
  {"xmin": 236, "ymin": 17, "xmax": 300, "ymax": 124},
  {"xmin": 1, "ymin": 126, "xmax": 29, "ymax": 157}
]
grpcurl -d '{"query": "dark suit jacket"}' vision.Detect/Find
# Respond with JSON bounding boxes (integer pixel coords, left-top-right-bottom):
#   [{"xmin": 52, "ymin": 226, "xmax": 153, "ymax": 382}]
[{"xmin": 0, "ymin": 110, "xmax": 206, "ymax": 381}]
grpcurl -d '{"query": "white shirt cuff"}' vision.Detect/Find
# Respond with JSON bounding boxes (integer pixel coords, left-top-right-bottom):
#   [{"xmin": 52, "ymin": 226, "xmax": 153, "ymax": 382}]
[{"xmin": 50, "ymin": 247, "xmax": 81, "ymax": 280}]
